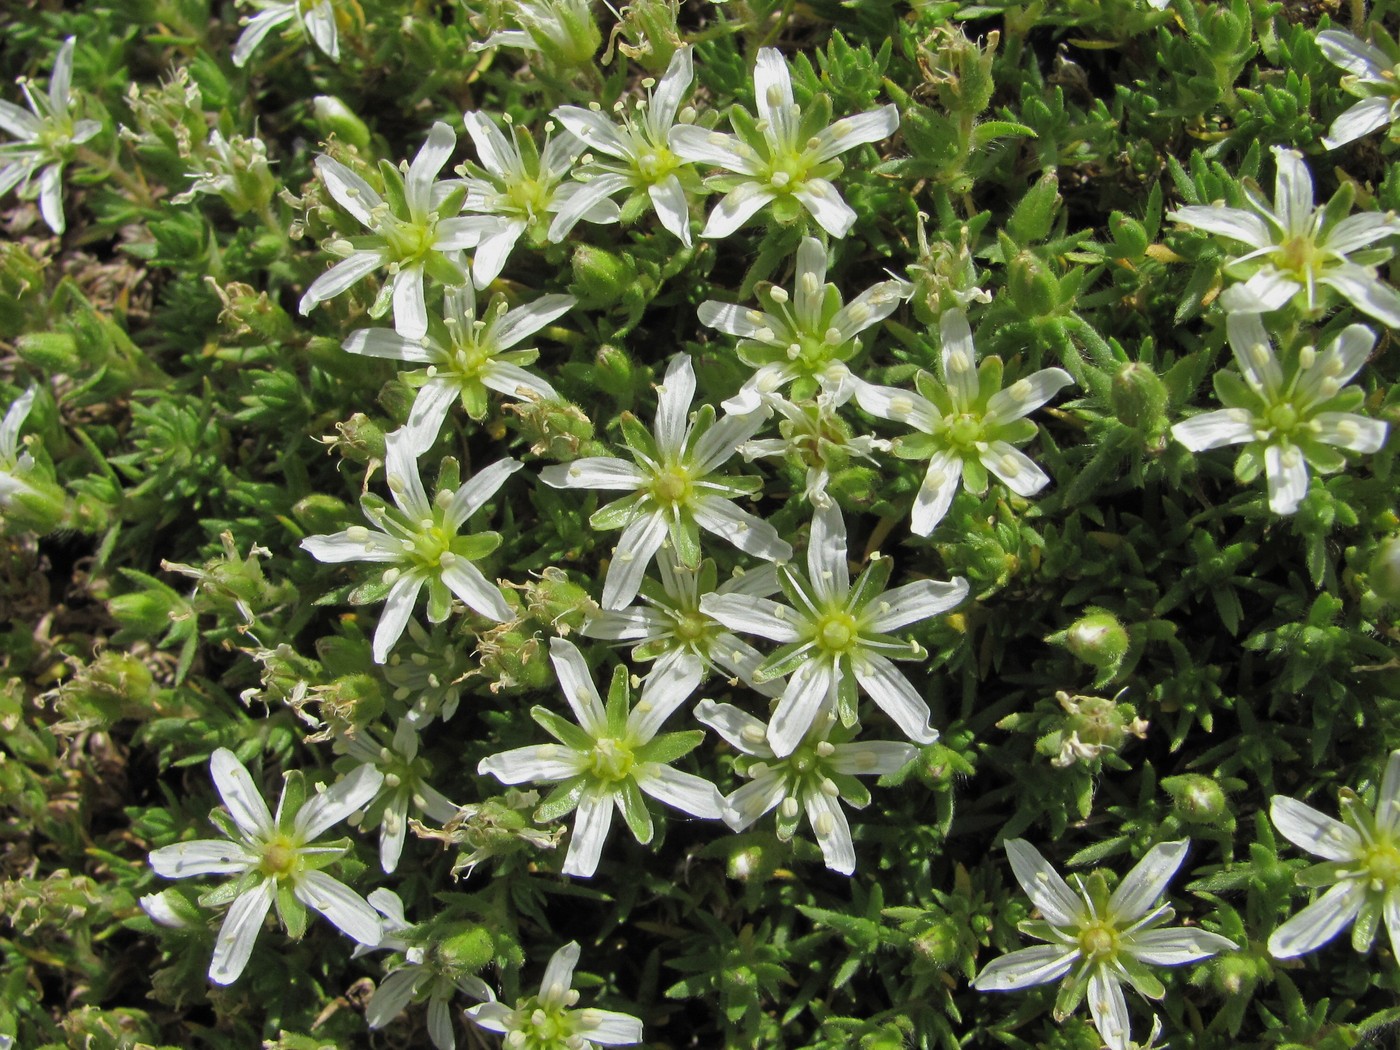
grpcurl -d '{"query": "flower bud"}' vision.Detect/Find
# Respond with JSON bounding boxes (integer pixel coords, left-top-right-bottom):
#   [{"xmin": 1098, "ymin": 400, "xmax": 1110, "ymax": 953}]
[
  {"xmin": 1370, "ymin": 535, "xmax": 1400, "ymax": 605},
  {"xmin": 438, "ymin": 923, "xmax": 494, "ymax": 975},
  {"xmin": 727, "ymin": 843, "xmax": 772, "ymax": 882},
  {"xmin": 2, "ymin": 473, "xmax": 66, "ymax": 534},
  {"xmin": 1110, "ymin": 362, "xmax": 1168, "ymax": 435},
  {"xmin": 570, "ymin": 245, "xmax": 636, "ymax": 307},
  {"xmin": 1058, "ymin": 610, "xmax": 1129, "ymax": 673},
  {"xmin": 1161, "ymin": 773, "xmax": 1232, "ymax": 827},
  {"xmin": 312, "ymin": 95, "xmax": 372, "ymax": 150},
  {"xmin": 613, "ymin": 0, "xmax": 683, "ymax": 74},
  {"xmin": 476, "ymin": 628, "xmax": 551, "ymax": 694},
  {"xmin": 503, "ymin": 397, "xmax": 598, "ymax": 460},
  {"xmin": 1108, "ymin": 212, "xmax": 1149, "ymax": 260},
  {"xmin": 1007, "ymin": 251, "xmax": 1060, "ymax": 319},
  {"xmin": 292, "ymin": 493, "xmax": 351, "ymax": 535},
  {"xmin": 912, "ymin": 920, "xmax": 960, "ymax": 969},
  {"xmin": 16, "ymin": 331, "xmax": 82, "ymax": 373},
  {"xmin": 927, "ymin": 27, "xmax": 998, "ymax": 115}
]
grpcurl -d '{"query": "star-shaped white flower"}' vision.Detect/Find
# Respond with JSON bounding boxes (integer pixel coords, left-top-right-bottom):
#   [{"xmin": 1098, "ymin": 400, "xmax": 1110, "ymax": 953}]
[
  {"xmin": 540, "ymin": 353, "xmax": 792, "ymax": 610},
  {"xmin": 669, "ymin": 48, "xmax": 898, "ymax": 238},
  {"xmin": 552, "ymin": 45, "xmax": 699, "ymax": 246},
  {"xmin": 477, "ymin": 638, "xmax": 723, "ymax": 878},
  {"xmin": 0, "ymin": 37, "xmax": 100, "ymax": 234},
  {"xmin": 300, "ymin": 430, "xmax": 520, "ymax": 663},
  {"xmin": 342, "ymin": 282, "xmax": 575, "ymax": 454},
  {"xmin": 701, "ymin": 502, "xmax": 967, "ymax": 756},
  {"xmin": 300, "ymin": 122, "xmax": 479, "ymax": 339},
  {"xmin": 1171, "ymin": 312, "xmax": 1388, "ymax": 515},
  {"xmin": 695, "ymin": 699, "xmax": 915, "ymax": 875},
  {"xmin": 699, "ymin": 235, "xmax": 911, "ymax": 413},
  {"xmin": 972, "ymin": 839, "xmax": 1236, "ymax": 1050},
  {"xmin": 854, "ymin": 307, "xmax": 1072, "ymax": 535},
  {"xmin": 1169, "ymin": 146, "xmax": 1400, "ymax": 326},
  {"xmin": 147, "ymin": 748, "xmax": 384, "ymax": 985},
  {"xmin": 232, "ymin": 0, "xmax": 340, "ymax": 67},
  {"xmin": 1268, "ymin": 748, "xmax": 1400, "ymax": 961},
  {"xmin": 1317, "ymin": 30, "xmax": 1400, "ymax": 149},
  {"xmin": 466, "ymin": 940, "xmax": 643, "ymax": 1048}
]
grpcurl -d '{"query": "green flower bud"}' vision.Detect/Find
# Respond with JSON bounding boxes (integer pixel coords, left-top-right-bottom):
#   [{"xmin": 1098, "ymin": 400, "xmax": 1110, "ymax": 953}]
[
  {"xmin": 318, "ymin": 673, "xmax": 386, "ymax": 732},
  {"xmin": 3, "ymin": 473, "xmax": 66, "ymax": 534},
  {"xmin": 727, "ymin": 842, "xmax": 773, "ymax": 882},
  {"xmin": 293, "ymin": 493, "xmax": 351, "ymax": 535},
  {"xmin": 927, "ymin": 26, "xmax": 998, "ymax": 115},
  {"xmin": 911, "ymin": 919, "xmax": 961, "ymax": 969},
  {"xmin": 1162, "ymin": 773, "xmax": 1232, "ymax": 826},
  {"xmin": 1007, "ymin": 251, "xmax": 1060, "ymax": 319},
  {"xmin": 614, "ymin": 0, "xmax": 682, "ymax": 74},
  {"xmin": 504, "ymin": 396, "xmax": 597, "ymax": 460},
  {"xmin": 1110, "ymin": 362, "xmax": 1169, "ymax": 434},
  {"xmin": 16, "ymin": 331, "xmax": 81, "ymax": 373},
  {"xmin": 438, "ymin": 924, "xmax": 495, "ymax": 975},
  {"xmin": 570, "ymin": 245, "xmax": 636, "ymax": 307},
  {"xmin": 1370, "ymin": 535, "xmax": 1400, "ymax": 605},
  {"xmin": 312, "ymin": 95, "xmax": 372, "ymax": 150},
  {"xmin": 109, "ymin": 583, "xmax": 191, "ymax": 638},
  {"xmin": 1109, "ymin": 212, "xmax": 1149, "ymax": 259},
  {"xmin": 1059, "ymin": 610, "xmax": 1129, "ymax": 672}
]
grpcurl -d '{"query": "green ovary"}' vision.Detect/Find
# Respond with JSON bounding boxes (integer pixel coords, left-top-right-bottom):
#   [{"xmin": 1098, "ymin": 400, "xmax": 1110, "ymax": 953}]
[
  {"xmin": 815, "ymin": 611, "xmax": 857, "ymax": 654},
  {"xmin": 259, "ymin": 838, "xmax": 299, "ymax": 879},
  {"xmin": 451, "ymin": 341, "xmax": 490, "ymax": 380},
  {"xmin": 382, "ymin": 214, "xmax": 438, "ymax": 263},
  {"xmin": 946, "ymin": 413, "xmax": 985, "ymax": 450},
  {"xmin": 589, "ymin": 737, "xmax": 634, "ymax": 782},
  {"xmin": 1365, "ymin": 842, "xmax": 1400, "ymax": 889},
  {"xmin": 673, "ymin": 611, "xmax": 710, "ymax": 644},
  {"xmin": 507, "ymin": 177, "xmax": 552, "ymax": 221},
  {"xmin": 651, "ymin": 467, "xmax": 692, "ymax": 506},
  {"xmin": 1266, "ymin": 402, "xmax": 1301, "ymax": 435},
  {"xmin": 1273, "ymin": 235, "xmax": 1320, "ymax": 283},
  {"xmin": 409, "ymin": 524, "xmax": 453, "ymax": 569},
  {"xmin": 1077, "ymin": 921, "xmax": 1119, "ymax": 961}
]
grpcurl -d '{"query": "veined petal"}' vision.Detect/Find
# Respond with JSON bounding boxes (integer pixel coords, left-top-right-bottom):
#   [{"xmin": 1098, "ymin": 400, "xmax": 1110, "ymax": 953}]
[
  {"xmin": 1223, "ymin": 268, "xmax": 1301, "ymax": 314},
  {"xmin": 1379, "ymin": 748, "xmax": 1400, "ymax": 835},
  {"xmin": 794, "ymin": 236, "xmax": 829, "ymax": 327},
  {"xmin": 296, "ymin": 762, "xmax": 385, "ymax": 841},
  {"xmin": 440, "ymin": 559, "xmax": 512, "ymax": 621},
  {"xmin": 470, "ymin": 219, "xmax": 527, "ymax": 288},
  {"xmin": 1317, "ymin": 30, "xmax": 1392, "ymax": 79},
  {"xmin": 701, "ymin": 593, "xmax": 802, "ymax": 644},
  {"xmin": 385, "ymin": 429, "xmax": 431, "ymax": 518},
  {"xmin": 37, "ymin": 164, "xmax": 64, "ymax": 234},
  {"xmin": 444, "ymin": 457, "xmax": 522, "ymax": 530},
  {"xmin": 804, "ymin": 788, "xmax": 856, "ymax": 875},
  {"xmin": 697, "ymin": 300, "xmax": 768, "ymax": 339},
  {"xmin": 373, "ymin": 573, "xmax": 425, "ymax": 663},
  {"xmin": 628, "ymin": 652, "xmax": 703, "ymax": 742},
  {"xmin": 490, "ymin": 292, "xmax": 576, "ymax": 349},
  {"xmin": 692, "ymin": 497, "xmax": 793, "ymax": 563},
  {"xmin": 1169, "ymin": 204, "xmax": 1272, "ymax": 248},
  {"xmin": 909, "ymin": 448, "xmax": 962, "ymax": 537},
  {"xmin": 753, "ymin": 47, "xmax": 795, "ymax": 127},
  {"xmin": 407, "ymin": 122, "xmax": 456, "ymax": 218},
  {"xmin": 828, "ymin": 741, "xmax": 918, "ymax": 777},
  {"xmin": 466, "ymin": 999, "xmax": 515, "ymax": 1033},
  {"xmin": 980, "ymin": 441, "xmax": 1051, "ymax": 498},
  {"xmin": 1226, "ymin": 311, "xmax": 1284, "ymax": 394},
  {"xmin": 939, "ymin": 309, "xmax": 980, "ymax": 407},
  {"xmin": 812, "ymin": 105, "xmax": 899, "ymax": 163},
  {"xmin": 1313, "ymin": 411, "xmax": 1387, "ymax": 453},
  {"xmin": 342, "ymin": 327, "xmax": 437, "ymax": 364},
  {"xmin": 315, "ymin": 155, "xmax": 383, "ymax": 227},
  {"xmin": 547, "ymin": 172, "xmax": 630, "ymax": 242},
  {"xmin": 649, "ymin": 175, "xmax": 693, "ymax": 246},
  {"xmin": 581, "ymin": 605, "xmax": 660, "ymax": 642},
  {"xmin": 852, "ymin": 653, "xmax": 938, "ymax": 745},
  {"xmin": 479, "ymin": 742, "xmax": 587, "ymax": 783},
  {"xmin": 767, "ymin": 657, "xmax": 835, "ymax": 757},
  {"xmin": 299, "ymin": 250, "xmax": 388, "ymax": 313},
  {"xmin": 391, "ymin": 264, "xmax": 429, "ymax": 340},
  {"xmin": 232, "ymin": 8, "xmax": 295, "ymax": 67},
  {"xmin": 723, "ymin": 772, "xmax": 789, "ymax": 831},
  {"xmin": 1268, "ymin": 879, "xmax": 1366, "ymax": 958},
  {"xmin": 294, "ymin": 870, "xmax": 383, "ymax": 945},
  {"xmin": 1087, "ymin": 967, "xmax": 1132, "ymax": 1050},
  {"xmin": 1108, "ymin": 840, "xmax": 1189, "ymax": 923},
  {"xmin": 1171, "ymin": 410, "xmax": 1255, "ymax": 452},
  {"xmin": 549, "ymin": 637, "xmax": 607, "ymax": 736},
  {"xmin": 669, "ymin": 125, "xmax": 761, "ymax": 175},
  {"xmin": 554, "ymin": 106, "xmax": 631, "ymax": 159},
  {"xmin": 576, "ymin": 1008, "xmax": 644, "ymax": 1046},
  {"xmin": 562, "ymin": 789, "xmax": 614, "ymax": 877},
  {"xmin": 463, "ymin": 112, "xmax": 520, "ymax": 179},
  {"xmin": 1127, "ymin": 927, "xmax": 1237, "ymax": 966},
  {"xmin": 864, "ymin": 577, "xmax": 968, "ymax": 633},
  {"xmin": 1272, "ymin": 148, "xmax": 1315, "ymax": 237},
  {"xmin": 654, "ymin": 354, "xmax": 697, "ymax": 456},
  {"xmin": 1323, "ymin": 211, "xmax": 1400, "ymax": 256},
  {"xmin": 1318, "ymin": 264, "xmax": 1400, "ymax": 328},
  {"xmin": 986, "ymin": 367, "xmax": 1075, "ymax": 423},
  {"xmin": 602, "ymin": 510, "xmax": 669, "ymax": 609},
  {"xmin": 432, "ymin": 215, "xmax": 485, "ymax": 250},
  {"xmin": 828, "ymin": 280, "xmax": 908, "ymax": 344},
  {"xmin": 854, "ymin": 379, "xmax": 941, "ymax": 435},
  {"xmin": 791, "ymin": 178, "xmax": 856, "ymax": 238},
  {"xmin": 400, "ymin": 377, "xmax": 459, "ymax": 455},
  {"xmin": 807, "ymin": 502, "xmax": 849, "ymax": 604},
  {"xmin": 1264, "ymin": 443, "xmax": 1310, "ymax": 515},
  {"xmin": 0, "ymin": 100, "xmax": 40, "ymax": 140},
  {"xmin": 366, "ymin": 968, "xmax": 421, "ymax": 1029},
  {"xmin": 693, "ymin": 699, "xmax": 772, "ymax": 756},
  {"xmin": 971, "ymin": 944, "xmax": 1077, "ymax": 991},
  {"xmin": 542, "ymin": 457, "xmax": 646, "ymax": 491},
  {"xmin": 211, "ymin": 747, "xmax": 275, "ymax": 838},
  {"xmin": 208, "ymin": 879, "xmax": 275, "ymax": 985},
  {"xmin": 1324, "ymin": 97, "xmax": 1396, "ymax": 150},
  {"xmin": 1005, "ymin": 838, "xmax": 1083, "ymax": 927},
  {"xmin": 481, "ymin": 360, "xmax": 559, "ymax": 403},
  {"xmin": 636, "ymin": 764, "xmax": 724, "ymax": 820},
  {"xmin": 650, "ymin": 45, "xmax": 694, "ymax": 132},
  {"xmin": 302, "ymin": 3, "xmax": 339, "ymax": 58},
  {"xmin": 148, "ymin": 838, "xmax": 257, "ymax": 879},
  {"xmin": 702, "ymin": 182, "xmax": 777, "ymax": 239},
  {"xmin": 1270, "ymin": 795, "xmax": 1363, "ymax": 861},
  {"xmin": 301, "ymin": 528, "xmax": 403, "ymax": 564}
]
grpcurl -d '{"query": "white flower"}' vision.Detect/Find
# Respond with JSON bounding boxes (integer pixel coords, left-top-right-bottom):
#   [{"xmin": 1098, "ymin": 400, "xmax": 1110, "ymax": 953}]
[
  {"xmin": 669, "ymin": 48, "xmax": 898, "ymax": 238},
  {"xmin": 0, "ymin": 387, "xmax": 39, "ymax": 511},
  {"xmin": 854, "ymin": 307, "xmax": 1072, "ymax": 535},
  {"xmin": 147, "ymin": 748, "xmax": 384, "ymax": 985},
  {"xmin": 1171, "ymin": 313, "xmax": 1388, "ymax": 515},
  {"xmin": 300, "ymin": 122, "xmax": 479, "ymax": 339},
  {"xmin": 232, "ymin": 0, "xmax": 340, "ymax": 67},
  {"xmin": 698, "ymin": 235, "xmax": 911, "ymax": 413},
  {"xmin": 581, "ymin": 553, "xmax": 783, "ymax": 697},
  {"xmin": 342, "ymin": 282, "xmax": 575, "ymax": 454},
  {"xmin": 1168, "ymin": 147, "xmax": 1400, "ymax": 326},
  {"xmin": 300, "ymin": 430, "xmax": 520, "ymax": 663},
  {"xmin": 972, "ymin": 839, "xmax": 1236, "ymax": 1050},
  {"xmin": 1267, "ymin": 748, "xmax": 1400, "ymax": 961},
  {"xmin": 468, "ymin": 0, "xmax": 601, "ymax": 69},
  {"xmin": 455, "ymin": 112, "xmax": 617, "ymax": 288},
  {"xmin": 360, "ymin": 889, "xmax": 490, "ymax": 1050},
  {"xmin": 540, "ymin": 353, "xmax": 792, "ymax": 610},
  {"xmin": 552, "ymin": 46, "xmax": 699, "ymax": 246},
  {"xmin": 477, "ymin": 637, "xmax": 723, "ymax": 878},
  {"xmin": 1317, "ymin": 30, "xmax": 1400, "ymax": 149},
  {"xmin": 701, "ymin": 502, "xmax": 968, "ymax": 757},
  {"xmin": 466, "ymin": 940, "xmax": 643, "ymax": 1048},
  {"xmin": 695, "ymin": 699, "xmax": 915, "ymax": 875},
  {"xmin": 338, "ymin": 720, "xmax": 460, "ymax": 873},
  {"xmin": 0, "ymin": 37, "xmax": 100, "ymax": 234}
]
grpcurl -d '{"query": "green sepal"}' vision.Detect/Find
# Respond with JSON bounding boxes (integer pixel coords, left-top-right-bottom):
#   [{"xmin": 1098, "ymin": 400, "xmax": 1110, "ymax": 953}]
[
  {"xmin": 728, "ymin": 105, "xmax": 763, "ymax": 153},
  {"xmin": 436, "ymin": 181, "xmax": 468, "ymax": 216},
  {"xmin": 961, "ymin": 455, "xmax": 989, "ymax": 495},
  {"xmin": 209, "ymin": 809, "xmax": 242, "ymax": 841},
  {"xmin": 836, "ymin": 665, "xmax": 858, "ymax": 725},
  {"xmin": 348, "ymin": 576, "xmax": 394, "ymax": 606},
  {"xmin": 847, "ymin": 555, "xmax": 894, "ymax": 612},
  {"xmin": 895, "ymin": 433, "xmax": 937, "ymax": 461},
  {"xmin": 619, "ymin": 412, "xmax": 659, "ymax": 462},
  {"xmin": 606, "ymin": 664, "xmax": 631, "ymax": 736},
  {"xmin": 277, "ymin": 769, "xmax": 306, "ymax": 835},
  {"xmin": 976, "ymin": 357, "xmax": 1005, "ymax": 405},
  {"xmin": 633, "ymin": 637, "xmax": 680, "ymax": 662},
  {"xmin": 1352, "ymin": 895, "xmax": 1381, "ymax": 951},
  {"xmin": 424, "ymin": 249, "xmax": 467, "ymax": 287},
  {"xmin": 377, "ymin": 159, "xmax": 408, "ymax": 215},
  {"xmin": 775, "ymin": 798, "xmax": 801, "ymax": 840},
  {"xmin": 1213, "ymin": 369, "xmax": 1258, "ymax": 410},
  {"xmin": 1296, "ymin": 859, "xmax": 1352, "ymax": 887},
  {"xmin": 534, "ymin": 776, "xmax": 588, "ymax": 821},
  {"xmin": 200, "ymin": 870, "xmax": 261, "ymax": 909},
  {"xmin": 1052, "ymin": 969, "xmax": 1089, "ymax": 1020},
  {"xmin": 669, "ymin": 511, "xmax": 703, "ymax": 568},
  {"xmin": 453, "ymin": 531, "xmax": 503, "ymax": 562},
  {"xmin": 436, "ymin": 457, "xmax": 462, "ymax": 493},
  {"xmin": 616, "ymin": 779, "xmax": 654, "ymax": 844},
  {"xmin": 277, "ymin": 880, "xmax": 309, "ymax": 940},
  {"xmin": 426, "ymin": 577, "xmax": 453, "ymax": 622},
  {"xmin": 461, "ymin": 380, "xmax": 490, "ymax": 420},
  {"xmin": 531, "ymin": 706, "xmax": 597, "ymax": 752},
  {"xmin": 1299, "ymin": 440, "xmax": 1345, "ymax": 474},
  {"xmin": 754, "ymin": 642, "xmax": 814, "ymax": 684},
  {"xmin": 637, "ymin": 729, "xmax": 706, "ymax": 765},
  {"xmin": 1118, "ymin": 955, "xmax": 1166, "ymax": 1000},
  {"xmin": 830, "ymin": 772, "xmax": 869, "ymax": 809},
  {"xmin": 592, "ymin": 492, "xmax": 645, "ymax": 530}
]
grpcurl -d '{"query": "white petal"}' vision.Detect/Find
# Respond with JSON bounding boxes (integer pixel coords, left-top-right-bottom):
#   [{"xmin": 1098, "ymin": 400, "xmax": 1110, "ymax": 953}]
[
  {"xmin": 649, "ymin": 175, "xmax": 692, "ymax": 246},
  {"xmin": 723, "ymin": 773, "xmax": 789, "ymax": 831},
  {"xmin": 385, "ymin": 429, "xmax": 431, "ymax": 518},
  {"xmin": 1313, "ymin": 412, "xmax": 1387, "ymax": 453},
  {"xmin": 1379, "ymin": 748, "xmax": 1400, "ymax": 835},
  {"xmin": 539, "ymin": 941, "xmax": 581, "ymax": 1007},
  {"xmin": 792, "ymin": 179, "xmax": 856, "ymax": 238},
  {"xmin": 753, "ymin": 48, "xmax": 794, "ymax": 127},
  {"xmin": 379, "ymin": 796, "xmax": 408, "ymax": 873},
  {"xmin": 481, "ymin": 360, "xmax": 559, "ymax": 404},
  {"xmin": 804, "ymin": 789, "xmax": 856, "ymax": 875},
  {"xmin": 1108, "ymin": 840, "xmax": 1189, "ymax": 924},
  {"xmin": 1318, "ymin": 264, "xmax": 1400, "ymax": 328},
  {"xmin": 576, "ymin": 1008, "xmax": 644, "ymax": 1045},
  {"xmin": 541, "ymin": 457, "xmax": 646, "ymax": 491},
  {"xmin": 470, "ymin": 220, "xmax": 527, "ymax": 288},
  {"xmin": 296, "ymin": 762, "xmax": 385, "ymax": 841},
  {"xmin": 767, "ymin": 658, "xmax": 835, "ymax": 757},
  {"xmin": 1223, "ymin": 268, "xmax": 1301, "ymax": 313},
  {"xmin": 465, "ymin": 999, "xmax": 514, "ymax": 1033},
  {"xmin": 315, "ymin": 155, "xmax": 383, "ymax": 227},
  {"xmin": 1087, "ymin": 967, "xmax": 1132, "ymax": 1050},
  {"xmin": 294, "ymin": 869, "xmax": 383, "ymax": 944},
  {"xmin": 650, "ymin": 46, "xmax": 694, "ymax": 132},
  {"xmin": 37, "ymin": 164, "xmax": 63, "ymax": 234},
  {"xmin": 628, "ymin": 652, "xmax": 702, "ymax": 742},
  {"xmin": 148, "ymin": 839, "xmax": 256, "ymax": 879},
  {"xmin": 549, "ymin": 636, "xmax": 608, "ymax": 736},
  {"xmin": 602, "ymin": 509, "xmax": 669, "ymax": 610},
  {"xmin": 441, "ymin": 559, "xmax": 511, "ymax": 621},
  {"xmin": 562, "ymin": 790, "xmax": 614, "ymax": 877},
  {"xmin": 1269, "ymin": 795, "xmax": 1363, "ymax": 861},
  {"xmin": 852, "ymin": 653, "xmax": 938, "ymax": 745},
  {"xmin": 366, "ymin": 968, "xmax": 421, "ymax": 1029},
  {"xmin": 547, "ymin": 173, "xmax": 630, "ymax": 241},
  {"xmin": 854, "ymin": 380, "xmax": 940, "ymax": 434},
  {"xmin": 479, "ymin": 743, "xmax": 587, "ymax": 783},
  {"xmin": 827, "ymin": 279, "xmax": 909, "ymax": 343},
  {"xmin": 864, "ymin": 578, "xmax": 968, "ymax": 633},
  {"xmin": 1225, "ymin": 311, "xmax": 1283, "ymax": 394},
  {"xmin": 985, "ymin": 367, "xmax": 1075, "ymax": 423},
  {"xmin": 654, "ymin": 354, "xmax": 696, "ymax": 456},
  {"xmin": 828, "ymin": 741, "xmax": 918, "ymax": 777},
  {"xmin": 210, "ymin": 748, "xmax": 275, "ymax": 838},
  {"xmin": 980, "ymin": 441, "xmax": 1051, "ymax": 498},
  {"xmin": 1171, "ymin": 410, "xmax": 1255, "ymax": 452},
  {"xmin": 427, "ymin": 994, "xmax": 455, "ymax": 1050},
  {"xmin": 554, "ymin": 106, "xmax": 631, "ymax": 159},
  {"xmin": 444, "ymin": 457, "xmax": 522, "ymax": 530},
  {"xmin": 209, "ymin": 879, "xmax": 275, "ymax": 985},
  {"xmin": 400, "ymin": 378, "xmax": 459, "ymax": 455},
  {"xmin": 580, "ymin": 605, "xmax": 660, "ymax": 642},
  {"xmin": 693, "ymin": 699, "xmax": 771, "ymax": 755},
  {"xmin": 391, "ymin": 265, "xmax": 428, "ymax": 340},
  {"xmin": 636, "ymin": 764, "xmax": 724, "ymax": 820},
  {"xmin": 1268, "ymin": 880, "xmax": 1366, "ymax": 958},
  {"xmin": 1323, "ymin": 97, "xmax": 1395, "ymax": 149},
  {"xmin": 1264, "ymin": 443, "xmax": 1310, "ymax": 515},
  {"xmin": 1272, "ymin": 148, "xmax": 1314, "ymax": 235},
  {"xmin": 463, "ymin": 112, "xmax": 520, "ymax": 178},
  {"xmin": 812, "ymin": 105, "xmax": 900, "ymax": 162},
  {"xmin": 1317, "ymin": 30, "xmax": 1391, "ymax": 79},
  {"xmin": 668, "ymin": 125, "xmax": 761, "ymax": 175},
  {"xmin": 700, "ymin": 594, "xmax": 802, "ymax": 644},
  {"xmin": 0, "ymin": 100, "xmax": 39, "ymax": 140},
  {"xmin": 342, "ymin": 327, "xmax": 437, "ymax": 363},
  {"xmin": 406, "ymin": 122, "xmax": 456, "ymax": 218},
  {"xmin": 140, "ymin": 889, "xmax": 190, "ymax": 928},
  {"xmin": 232, "ymin": 8, "xmax": 293, "ymax": 67},
  {"xmin": 692, "ymin": 496, "xmax": 793, "ymax": 563},
  {"xmin": 299, "ymin": 250, "xmax": 388, "ymax": 313},
  {"xmin": 690, "ymin": 408, "xmax": 767, "ymax": 474},
  {"xmin": 432, "ymin": 215, "xmax": 485, "ymax": 250},
  {"xmin": 971, "ymin": 944, "xmax": 1077, "ymax": 992},
  {"xmin": 1127, "ymin": 927, "xmax": 1237, "ymax": 966},
  {"xmin": 301, "ymin": 529, "xmax": 403, "ymax": 564},
  {"xmin": 1005, "ymin": 838, "xmax": 1082, "ymax": 927},
  {"xmin": 490, "ymin": 292, "xmax": 576, "ymax": 349},
  {"xmin": 1168, "ymin": 204, "xmax": 1273, "ymax": 248},
  {"xmin": 701, "ymin": 183, "xmax": 776, "ymax": 239},
  {"xmin": 1323, "ymin": 211, "xmax": 1400, "ymax": 256},
  {"xmin": 939, "ymin": 309, "xmax": 980, "ymax": 407},
  {"xmin": 373, "ymin": 573, "xmax": 425, "ymax": 663},
  {"xmin": 807, "ymin": 502, "xmax": 849, "ymax": 604}
]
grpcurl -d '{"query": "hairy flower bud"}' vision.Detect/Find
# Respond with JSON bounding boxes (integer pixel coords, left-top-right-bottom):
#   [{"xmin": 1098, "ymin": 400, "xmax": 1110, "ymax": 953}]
[{"xmin": 1110, "ymin": 362, "xmax": 1168, "ymax": 435}]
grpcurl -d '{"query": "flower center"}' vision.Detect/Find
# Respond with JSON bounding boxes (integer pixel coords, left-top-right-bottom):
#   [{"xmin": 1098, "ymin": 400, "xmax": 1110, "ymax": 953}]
[
  {"xmin": 506, "ymin": 177, "xmax": 553, "ymax": 221},
  {"xmin": 947, "ymin": 413, "xmax": 984, "ymax": 449},
  {"xmin": 589, "ymin": 737, "xmax": 634, "ymax": 782},
  {"xmin": 673, "ymin": 611, "xmax": 710, "ymax": 644},
  {"xmin": 651, "ymin": 467, "xmax": 692, "ymax": 505},
  {"xmin": 410, "ymin": 523, "xmax": 454, "ymax": 568},
  {"xmin": 1078, "ymin": 921, "xmax": 1119, "ymax": 960},
  {"xmin": 815, "ymin": 611, "xmax": 858, "ymax": 654},
  {"xmin": 381, "ymin": 212, "xmax": 439, "ymax": 263},
  {"xmin": 451, "ymin": 341, "xmax": 491, "ymax": 380},
  {"xmin": 1266, "ymin": 402, "xmax": 1300, "ymax": 435},
  {"xmin": 260, "ymin": 838, "xmax": 299, "ymax": 879},
  {"xmin": 1274, "ymin": 235, "xmax": 1319, "ymax": 282},
  {"xmin": 1364, "ymin": 842, "xmax": 1400, "ymax": 889}
]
